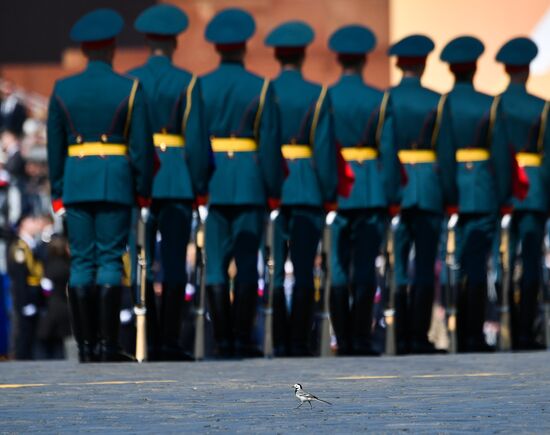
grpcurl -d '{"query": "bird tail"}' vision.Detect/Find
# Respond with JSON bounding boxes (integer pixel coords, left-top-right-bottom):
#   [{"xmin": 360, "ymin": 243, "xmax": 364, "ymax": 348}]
[{"xmin": 315, "ymin": 397, "xmax": 332, "ymax": 405}]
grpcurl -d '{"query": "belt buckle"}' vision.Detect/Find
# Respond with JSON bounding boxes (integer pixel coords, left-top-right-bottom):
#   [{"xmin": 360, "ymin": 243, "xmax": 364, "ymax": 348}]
[
  {"xmin": 466, "ymin": 161, "xmax": 473, "ymax": 170},
  {"xmin": 227, "ymin": 150, "xmax": 234, "ymax": 158},
  {"xmin": 160, "ymin": 143, "xmax": 166, "ymax": 152}
]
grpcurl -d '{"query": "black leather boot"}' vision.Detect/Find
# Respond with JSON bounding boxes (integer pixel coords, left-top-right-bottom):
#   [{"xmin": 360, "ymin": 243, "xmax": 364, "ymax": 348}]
[
  {"xmin": 394, "ymin": 285, "xmax": 410, "ymax": 355},
  {"xmin": 410, "ymin": 285, "xmax": 445, "ymax": 354},
  {"xmin": 272, "ymin": 286, "xmax": 289, "ymax": 356},
  {"xmin": 233, "ymin": 283, "xmax": 262, "ymax": 358},
  {"xmin": 67, "ymin": 286, "xmax": 98, "ymax": 362},
  {"xmin": 517, "ymin": 284, "xmax": 545, "ymax": 351},
  {"xmin": 206, "ymin": 284, "xmax": 233, "ymax": 357},
  {"xmin": 289, "ymin": 287, "xmax": 314, "ymax": 356},
  {"xmin": 351, "ymin": 285, "xmax": 380, "ymax": 356},
  {"xmin": 329, "ymin": 285, "xmax": 351, "ymax": 355},
  {"xmin": 464, "ymin": 284, "xmax": 494, "ymax": 352},
  {"xmin": 455, "ymin": 281, "xmax": 468, "ymax": 352},
  {"xmin": 99, "ymin": 285, "xmax": 135, "ymax": 362},
  {"xmin": 160, "ymin": 283, "xmax": 192, "ymax": 361}
]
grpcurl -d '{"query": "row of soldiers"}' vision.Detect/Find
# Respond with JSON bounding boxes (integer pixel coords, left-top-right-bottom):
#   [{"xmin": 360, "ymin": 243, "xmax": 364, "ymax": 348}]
[{"xmin": 46, "ymin": 5, "xmax": 549, "ymax": 362}]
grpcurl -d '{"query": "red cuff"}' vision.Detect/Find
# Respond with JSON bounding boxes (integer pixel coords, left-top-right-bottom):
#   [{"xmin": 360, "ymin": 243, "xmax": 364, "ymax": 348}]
[
  {"xmin": 445, "ymin": 205, "xmax": 458, "ymax": 216},
  {"xmin": 324, "ymin": 202, "xmax": 338, "ymax": 213},
  {"xmin": 500, "ymin": 206, "xmax": 513, "ymax": 216},
  {"xmin": 52, "ymin": 199, "xmax": 64, "ymax": 213},
  {"xmin": 267, "ymin": 198, "xmax": 280, "ymax": 211},
  {"xmin": 388, "ymin": 204, "xmax": 400, "ymax": 217},
  {"xmin": 137, "ymin": 196, "xmax": 152, "ymax": 208},
  {"xmin": 195, "ymin": 195, "xmax": 208, "ymax": 206}
]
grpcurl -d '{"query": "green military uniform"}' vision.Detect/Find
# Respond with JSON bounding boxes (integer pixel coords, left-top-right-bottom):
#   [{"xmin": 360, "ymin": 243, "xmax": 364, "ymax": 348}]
[
  {"xmin": 201, "ymin": 9, "xmax": 283, "ymax": 357},
  {"xmin": 47, "ymin": 9, "xmax": 154, "ymax": 362},
  {"xmin": 387, "ymin": 35, "xmax": 456, "ymax": 354},
  {"xmin": 440, "ymin": 36, "xmax": 507, "ymax": 352},
  {"xmin": 129, "ymin": 4, "xmax": 210, "ymax": 360},
  {"xmin": 327, "ymin": 25, "xmax": 396, "ymax": 355},
  {"xmin": 493, "ymin": 38, "xmax": 550, "ymax": 350},
  {"xmin": 265, "ymin": 21, "xmax": 338, "ymax": 356}
]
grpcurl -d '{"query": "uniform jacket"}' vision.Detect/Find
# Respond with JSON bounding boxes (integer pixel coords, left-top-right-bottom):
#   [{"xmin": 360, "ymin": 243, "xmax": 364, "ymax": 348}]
[
  {"xmin": 201, "ymin": 61, "xmax": 283, "ymax": 206},
  {"xmin": 494, "ymin": 83, "xmax": 550, "ymax": 212},
  {"xmin": 446, "ymin": 82, "xmax": 502, "ymax": 213},
  {"xmin": 128, "ymin": 55, "xmax": 210, "ymax": 200},
  {"xmin": 47, "ymin": 60, "xmax": 154, "ymax": 206},
  {"xmin": 330, "ymin": 74, "xmax": 397, "ymax": 210},
  {"xmin": 7, "ymin": 236, "xmax": 42, "ymax": 313},
  {"xmin": 389, "ymin": 76, "xmax": 456, "ymax": 213},
  {"xmin": 273, "ymin": 69, "xmax": 337, "ymax": 207}
]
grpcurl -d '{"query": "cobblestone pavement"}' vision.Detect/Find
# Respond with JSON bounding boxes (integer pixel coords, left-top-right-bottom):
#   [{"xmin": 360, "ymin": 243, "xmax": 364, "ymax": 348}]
[{"xmin": 1, "ymin": 352, "xmax": 549, "ymax": 433}]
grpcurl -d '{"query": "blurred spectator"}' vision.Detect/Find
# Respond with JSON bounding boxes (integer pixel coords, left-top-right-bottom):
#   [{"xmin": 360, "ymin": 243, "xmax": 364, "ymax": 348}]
[
  {"xmin": 1, "ymin": 129, "xmax": 26, "ymax": 186},
  {"xmin": 35, "ymin": 234, "xmax": 71, "ymax": 359},
  {"xmin": 0, "ymin": 81, "xmax": 27, "ymax": 137},
  {"xmin": 23, "ymin": 146, "xmax": 49, "ymax": 215},
  {"xmin": 7, "ymin": 212, "xmax": 44, "ymax": 359}
]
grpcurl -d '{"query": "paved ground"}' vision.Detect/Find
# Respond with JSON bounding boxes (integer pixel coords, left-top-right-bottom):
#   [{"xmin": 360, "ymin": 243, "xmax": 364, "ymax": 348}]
[{"xmin": 1, "ymin": 352, "xmax": 549, "ymax": 433}]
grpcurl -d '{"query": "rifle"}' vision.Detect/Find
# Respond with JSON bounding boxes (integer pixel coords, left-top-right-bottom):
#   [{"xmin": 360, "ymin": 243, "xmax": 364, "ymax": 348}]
[
  {"xmin": 384, "ymin": 215, "xmax": 399, "ymax": 356},
  {"xmin": 193, "ymin": 211, "xmax": 207, "ymax": 361},
  {"xmin": 134, "ymin": 209, "xmax": 148, "ymax": 363},
  {"xmin": 262, "ymin": 210, "xmax": 277, "ymax": 358},
  {"xmin": 498, "ymin": 213, "xmax": 512, "ymax": 351},
  {"xmin": 445, "ymin": 213, "xmax": 459, "ymax": 353},
  {"xmin": 319, "ymin": 214, "xmax": 335, "ymax": 357}
]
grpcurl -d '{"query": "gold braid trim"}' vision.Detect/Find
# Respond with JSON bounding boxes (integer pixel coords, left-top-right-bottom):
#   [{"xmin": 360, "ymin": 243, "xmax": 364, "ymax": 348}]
[
  {"xmin": 309, "ymin": 86, "xmax": 328, "ymax": 146},
  {"xmin": 182, "ymin": 74, "xmax": 197, "ymax": 135},
  {"xmin": 431, "ymin": 93, "xmax": 448, "ymax": 148},
  {"xmin": 537, "ymin": 100, "xmax": 549, "ymax": 152},
  {"xmin": 375, "ymin": 91, "xmax": 390, "ymax": 148},
  {"xmin": 487, "ymin": 95, "xmax": 501, "ymax": 146},
  {"xmin": 123, "ymin": 79, "xmax": 139, "ymax": 140},
  {"xmin": 253, "ymin": 79, "xmax": 270, "ymax": 141}
]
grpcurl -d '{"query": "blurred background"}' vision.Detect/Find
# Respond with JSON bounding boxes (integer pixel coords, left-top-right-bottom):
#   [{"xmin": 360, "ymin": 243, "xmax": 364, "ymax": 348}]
[{"xmin": 0, "ymin": 0, "xmax": 548, "ymax": 359}]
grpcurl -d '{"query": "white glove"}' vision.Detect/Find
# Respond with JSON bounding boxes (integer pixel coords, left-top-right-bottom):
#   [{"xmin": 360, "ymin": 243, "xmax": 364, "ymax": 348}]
[
  {"xmin": 22, "ymin": 304, "xmax": 37, "ymax": 317},
  {"xmin": 198, "ymin": 205, "xmax": 209, "ymax": 223},
  {"xmin": 140, "ymin": 207, "xmax": 150, "ymax": 223},
  {"xmin": 269, "ymin": 209, "xmax": 280, "ymax": 222},
  {"xmin": 447, "ymin": 213, "xmax": 459, "ymax": 230},
  {"xmin": 325, "ymin": 211, "xmax": 337, "ymax": 226},
  {"xmin": 501, "ymin": 213, "xmax": 512, "ymax": 230}
]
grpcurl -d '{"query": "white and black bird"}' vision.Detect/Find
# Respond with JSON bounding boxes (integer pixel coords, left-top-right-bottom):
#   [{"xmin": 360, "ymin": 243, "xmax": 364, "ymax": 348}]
[{"xmin": 292, "ymin": 383, "xmax": 332, "ymax": 409}]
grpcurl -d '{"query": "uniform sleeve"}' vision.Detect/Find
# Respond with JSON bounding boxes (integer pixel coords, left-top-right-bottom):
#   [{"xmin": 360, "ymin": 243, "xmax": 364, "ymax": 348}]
[
  {"xmin": 436, "ymin": 99, "xmax": 458, "ymax": 206},
  {"xmin": 490, "ymin": 103, "xmax": 512, "ymax": 206},
  {"xmin": 128, "ymin": 83, "xmax": 155, "ymax": 199},
  {"xmin": 540, "ymin": 104, "xmax": 550, "ymax": 194},
  {"xmin": 258, "ymin": 83, "xmax": 283, "ymax": 200},
  {"xmin": 312, "ymin": 92, "xmax": 338, "ymax": 204},
  {"xmin": 378, "ymin": 96, "xmax": 400, "ymax": 206},
  {"xmin": 183, "ymin": 78, "xmax": 211, "ymax": 197},
  {"xmin": 46, "ymin": 87, "xmax": 68, "ymax": 201}
]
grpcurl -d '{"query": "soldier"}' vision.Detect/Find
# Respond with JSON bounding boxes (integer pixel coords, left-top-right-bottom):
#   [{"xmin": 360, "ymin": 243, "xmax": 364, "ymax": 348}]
[
  {"xmin": 494, "ymin": 37, "xmax": 549, "ymax": 350},
  {"xmin": 327, "ymin": 25, "xmax": 396, "ymax": 356},
  {"xmin": 439, "ymin": 36, "xmax": 505, "ymax": 352},
  {"xmin": 264, "ymin": 21, "xmax": 338, "ymax": 356},
  {"xmin": 387, "ymin": 35, "xmax": 456, "ymax": 354},
  {"xmin": 8, "ymin": 213, "xmax": 44, "ymax": 359},
  {"xmin": 47, "ymin": 9, "xmax": 154, "ymax": 362},
  {"xmin": 201, "ymin": 8, "xmax": 283, "ymax": 358},
  {"xmin": 129, "ymin": 4, "xmax": 210, "ymax": 360}
]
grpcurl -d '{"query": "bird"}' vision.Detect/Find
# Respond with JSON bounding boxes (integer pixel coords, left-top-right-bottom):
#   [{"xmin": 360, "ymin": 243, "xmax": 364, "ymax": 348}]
[{"xmin": 292, "ymin": 383, "xmax": 332, "ymax": 409}]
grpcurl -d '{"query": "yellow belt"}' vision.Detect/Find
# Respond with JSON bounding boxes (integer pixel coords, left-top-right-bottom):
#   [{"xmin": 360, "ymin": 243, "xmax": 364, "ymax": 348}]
[
  {"xmin": 341, "ymin": 147, "xmax": 378, "ymax": 161},
  {"xmin": 456, "ymin": 148, "xmax": 490, "ymax": 162},
  {"xmin": 398, "ymin": 149, "xmax": 436, "ymax": 164},
  {"xmin": 68, "ymin": 143, "xmax": 128, "ymax": 157},
  {"xmin": 153, "ymin": 133, "xmax": 185, "ymax": 151},
  {"xmin": 516, "ymin": 152, "xmax": 542, "ymax": 167},
  {"xmin": 281, "ymin": 144, "xmax": 312, "ymax": 159},
  {"xmin": 211, "ymin": 138, "xmax": 258, "ymax": 155}
]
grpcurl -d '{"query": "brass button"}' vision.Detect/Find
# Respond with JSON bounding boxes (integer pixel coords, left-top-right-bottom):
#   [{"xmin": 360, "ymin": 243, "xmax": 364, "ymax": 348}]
[
  {"xmin": 76, "ymin": 135, "xmax": 83, "ymax": 144},
  {"xmin": 101, "ymin": 134, "xmax": 108, "ymax": 143}
]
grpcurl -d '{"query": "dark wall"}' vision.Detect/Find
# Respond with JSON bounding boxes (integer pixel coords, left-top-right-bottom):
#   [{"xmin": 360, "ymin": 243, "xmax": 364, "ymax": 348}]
[{"xmin": 0, "ymin": 0, "xmax": 155, "ymax": 64}]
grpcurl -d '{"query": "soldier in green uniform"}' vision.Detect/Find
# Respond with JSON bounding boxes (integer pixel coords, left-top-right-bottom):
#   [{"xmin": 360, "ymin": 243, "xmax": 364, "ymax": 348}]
[
  {"xmin": 47, "ymin": 9, "xmax": 154, "ymax": 362},
  {"xmin": 439, "ymin": 36, "xmax": 506, "ymax": 352},
  {"xmin": 201, "ymin": 8, "xmax": 283, "ymax": 357},
  {"xmin": 129, "ymin": 4, "xmax": 210, "ymax": 360},
  {"xmin": 327, "ymin": 25, "xmax": 396, "ymax": 356},
  {"xmin": 264, "ymin": 21, "xmax": 338, "ymax": 356},
  {"xmin": 493, "ymin": 37, "xmax": 549, "ymax": 350},
  {"xmin": 386, "ymin": 35, "xmax": 456, "ymax": 354}
]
